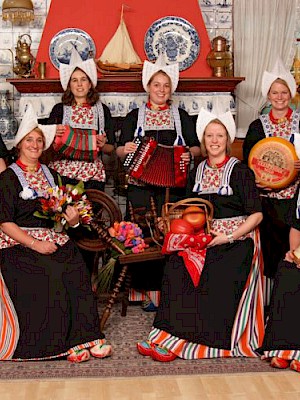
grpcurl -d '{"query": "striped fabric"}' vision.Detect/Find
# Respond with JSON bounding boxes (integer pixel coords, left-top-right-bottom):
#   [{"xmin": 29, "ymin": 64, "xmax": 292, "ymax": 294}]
[
  {"xmin": 262, "ymin": 276, "xmax": 274, "ymax": 307},
  {"xmin": 12, "ymin": 338, "xmax": 106, "ymax": 362},
  {"xmin": 262, "ymin": 349, "xmax": 300, "ymax": 363},
  {"xmin": 148, "ymin": 227, "xmax": 265, "ymax": 359},
  {"xmin": 129, "ymin": 289, "xmax": 160, "ymax": 307},
  {"xmin": 0, "ymin": 271, "xmax": 19, "ymax": 360}
]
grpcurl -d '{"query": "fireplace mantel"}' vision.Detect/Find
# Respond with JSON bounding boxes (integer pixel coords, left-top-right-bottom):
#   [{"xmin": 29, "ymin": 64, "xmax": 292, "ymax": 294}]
[{"xmin": 7, "ymin": 76, "xmax": 245, "ymax": 94}]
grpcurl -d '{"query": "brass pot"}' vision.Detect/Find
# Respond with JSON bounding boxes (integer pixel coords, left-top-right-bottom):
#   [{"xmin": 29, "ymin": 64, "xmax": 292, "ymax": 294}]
[
  {"xmin": 206, "ymin": 36, "xmax": 233, "ymax": 77},
  {"xmin": 14, "ymin": 34, "xmax": 34, "ymax": 78}
]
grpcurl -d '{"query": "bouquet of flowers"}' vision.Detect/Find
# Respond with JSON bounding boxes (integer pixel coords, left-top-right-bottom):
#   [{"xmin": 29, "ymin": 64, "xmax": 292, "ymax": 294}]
[
  {"xmin": 34, "ymin": 177, "xmax": 93, "ymax": 232},
  {"xmin": 98, "ymin": 221, "xmax": 148, "ymax": 293}
]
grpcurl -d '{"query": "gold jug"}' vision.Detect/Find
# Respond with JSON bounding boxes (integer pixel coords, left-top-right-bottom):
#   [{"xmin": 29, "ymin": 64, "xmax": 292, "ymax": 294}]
[
  {"xmin": 14, "ymin": 34, "xmax": 35, "ymax": 78},
  {"xmin": 206, "ymin": 36, "xmax": 233, "ymax": 78}
]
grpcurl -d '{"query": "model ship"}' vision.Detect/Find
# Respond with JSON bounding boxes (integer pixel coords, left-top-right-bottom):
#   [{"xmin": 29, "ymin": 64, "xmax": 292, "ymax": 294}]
[{"xmin": 96, "ymin": 7, "xmax": 143, "ymax": 74}]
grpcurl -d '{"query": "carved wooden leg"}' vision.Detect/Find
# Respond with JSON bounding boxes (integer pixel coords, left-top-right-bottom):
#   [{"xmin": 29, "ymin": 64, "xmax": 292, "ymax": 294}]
[
  {"xmin": 128, "ymin": 201, "xmax": 135, "ymax": 223},
  {"xmin": 150, "ymin": 196, "xmax": 162, "ymax": 241},
  {"xmin": 100, "ymin": 264, "xmax": 128, "ymax": 331},
  {"xmin": 121, "ymin": 267, "xmax": 132, "ymax": 317}
]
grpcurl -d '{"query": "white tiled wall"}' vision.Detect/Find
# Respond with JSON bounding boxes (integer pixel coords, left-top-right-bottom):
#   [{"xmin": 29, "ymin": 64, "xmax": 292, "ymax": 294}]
[
  {"xmin": 0, "ymin": 1, "xmax": 52, "ymax": 110},
  {"xmin": 0, "ymin": 0, "xmax": 235, "ymax": 111},
  {"xmin": 199, "ymin": 0, "xmax": 233, "ymax": 45},
  {"xmin": 1, "ymin": 0, "xmax": 300, "ymax": 112}
]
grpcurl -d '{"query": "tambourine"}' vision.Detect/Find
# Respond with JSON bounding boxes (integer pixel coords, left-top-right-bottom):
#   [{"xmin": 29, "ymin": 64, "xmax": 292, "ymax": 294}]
[{"xmin": 248, "ymin": 137, "xmax": 298, "ymax": 189}]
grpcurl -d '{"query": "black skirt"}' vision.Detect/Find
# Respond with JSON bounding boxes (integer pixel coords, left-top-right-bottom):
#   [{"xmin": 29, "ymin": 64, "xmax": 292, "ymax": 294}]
[
  {"xmin": 1, "ymin": 241, "xmax": 103, "ymax": 359},
  {"xmin": 261, "ymin": 259, "xmax": 300, "ymax": 351},
  {"xmin": 153, "ymin": 238, "xmax": 254, "ymax": 350},
  {"xmin": 259, "ymin": 197, "xmax": 293, "ymax": 278}
]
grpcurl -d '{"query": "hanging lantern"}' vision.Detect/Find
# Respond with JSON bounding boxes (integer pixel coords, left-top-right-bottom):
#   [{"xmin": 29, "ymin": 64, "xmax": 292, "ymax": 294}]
[{"xmin": 2, "ymin": 0, "xmax": 34, "ymax": 23}]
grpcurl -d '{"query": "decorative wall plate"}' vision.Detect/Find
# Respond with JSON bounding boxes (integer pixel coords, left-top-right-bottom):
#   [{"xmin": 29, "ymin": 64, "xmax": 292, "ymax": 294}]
[
  {"xmin": 49, "ymin": 28, "xmax": 96, "ymax": 69},
  {"xmin": 144, "ymin": 16, "xmax": 200, "ymax": 71}
]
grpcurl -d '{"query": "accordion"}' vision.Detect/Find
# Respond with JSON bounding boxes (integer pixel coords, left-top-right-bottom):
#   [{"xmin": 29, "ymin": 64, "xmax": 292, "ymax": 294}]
[
  {"xmin": 123, "ymin": 137, "xmax": 189, "ymax": 188},
  {"xmin": 53, "ymin": 126, "xmax": 98, "ymax": 162}
]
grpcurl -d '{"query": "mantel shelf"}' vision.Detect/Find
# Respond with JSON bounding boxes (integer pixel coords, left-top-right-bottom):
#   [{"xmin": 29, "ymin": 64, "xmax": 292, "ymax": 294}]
[{"xmin": 7, "ymin": 76, "xmax": 245, "ymax": 94}]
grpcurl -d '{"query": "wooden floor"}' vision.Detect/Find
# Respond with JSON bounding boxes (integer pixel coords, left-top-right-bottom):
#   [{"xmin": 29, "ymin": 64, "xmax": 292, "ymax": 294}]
[{"xmin": 0, "ymin": 371, "xmax": 299, "ymax": 399}]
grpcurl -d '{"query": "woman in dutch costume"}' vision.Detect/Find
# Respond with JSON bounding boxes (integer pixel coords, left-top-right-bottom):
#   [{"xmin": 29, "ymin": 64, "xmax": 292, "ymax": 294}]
[
  {"xmin": 259, "ymin": 195, "xmax": 300, "ymax": 373},
  {"xmin": 137, "ymin": 106, "xmax": 264, "ymax": 361},
  {"xmin": 0, "ymin": 104, "xmax": 111, "ymax": 362},
  {"xmin": 44, "ymin": 48, "xmax": 115, "ymax": 276},
  {"xmin": 116, "ymin": 55, "xmax": 201, "ymax": 311},
  {"xmin": 243, "ymin": 57, "xmax": 300, "ymax": 299},
  {"xmin": 44, "ymin": 47, "xmax": 115, "ymax": 192}
]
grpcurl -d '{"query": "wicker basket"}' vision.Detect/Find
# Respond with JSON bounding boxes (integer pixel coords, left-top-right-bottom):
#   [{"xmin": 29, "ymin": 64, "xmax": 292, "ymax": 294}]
[{"xmin": 162, "ymin": 197, "xmax": 214, "ymax": 235}]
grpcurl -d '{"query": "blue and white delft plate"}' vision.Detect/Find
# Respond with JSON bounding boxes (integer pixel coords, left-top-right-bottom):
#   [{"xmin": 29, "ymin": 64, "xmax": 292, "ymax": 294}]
[
  {"xmin": 144, "ymin": 16, "xmax": 200, "ymax": 71},
  {"xmin": 49, "ymin": 28, "xmax": 96, "ymax": 69}
]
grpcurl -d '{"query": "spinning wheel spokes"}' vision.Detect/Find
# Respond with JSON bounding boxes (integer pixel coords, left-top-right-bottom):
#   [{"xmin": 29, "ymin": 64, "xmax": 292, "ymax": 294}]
[{"xmin": 76, "ymin": 189, "xmax": 122, "ymax": 252}]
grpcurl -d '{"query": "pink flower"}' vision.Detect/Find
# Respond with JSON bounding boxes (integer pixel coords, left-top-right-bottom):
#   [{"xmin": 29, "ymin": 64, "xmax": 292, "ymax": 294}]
[
  {"xmin": 124, "ymin": 238, "xmax": 134, "ymax": 248},
  {"xmin": 132, "ymin": 246, "xmax": 140, "ymax": 254},
  {"xmin": 108, "ymin": 220, "xmax": 148, "ymax": 255},
  {"xmin": 108, "ymin": 227, "xmax": 116, "ymax": 237}
]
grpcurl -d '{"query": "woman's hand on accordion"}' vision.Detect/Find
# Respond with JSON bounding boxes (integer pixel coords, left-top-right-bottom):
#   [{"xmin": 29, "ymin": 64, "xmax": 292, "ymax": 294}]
[
  {"xmin": 96, "ymin": 133, "xmax": 107, "ymax": 150},
  {"xmin": 55, "ymin": 124, "xmax": 66, "ymax": 137},
  {"xmin": 124, "ymin": 141, "xmax": 138, "ymax": 155},
  {"xmin": 181, "ymin": 151, "xmax": 191, "ymax": 164}
]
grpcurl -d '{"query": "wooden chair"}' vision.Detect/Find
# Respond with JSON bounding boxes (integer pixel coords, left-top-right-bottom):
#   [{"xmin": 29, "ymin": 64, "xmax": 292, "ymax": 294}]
[
  {"xmin": 89, "ymin": 220, "xmax": 164, "ymax": 331},
  {"xmin": 75, "ymin": 188, "xmax": 164, "ymax": 330},
  {"xmin": 87, "ymin": 194, "xmax": 165, "ymax": 331}
]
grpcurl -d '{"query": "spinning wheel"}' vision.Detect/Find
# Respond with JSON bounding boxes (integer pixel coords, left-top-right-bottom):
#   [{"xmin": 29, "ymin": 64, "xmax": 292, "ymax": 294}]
[
  {"xmin": 76, "ymin": 189, "xmax": 122, "ymax": 252},
  {"xmin": 128, "ymin": 197, "xmax": 163, "ymax": 244}
]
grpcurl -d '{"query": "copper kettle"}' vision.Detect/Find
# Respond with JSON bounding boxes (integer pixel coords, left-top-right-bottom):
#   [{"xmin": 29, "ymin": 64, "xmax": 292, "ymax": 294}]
[{"xmin": 206, "ymin": 36, "xmax": 233, "ymax": 77}]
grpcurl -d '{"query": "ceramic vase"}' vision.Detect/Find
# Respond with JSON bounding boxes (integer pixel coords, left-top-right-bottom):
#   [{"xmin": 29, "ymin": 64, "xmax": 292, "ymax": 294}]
[{"xmin": 0, "ymin": 90, "xmax": 18, "ymax": 141}]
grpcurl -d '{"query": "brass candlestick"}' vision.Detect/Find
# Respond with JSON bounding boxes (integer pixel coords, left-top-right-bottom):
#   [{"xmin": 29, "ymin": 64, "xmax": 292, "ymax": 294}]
[{"xmin": 38, "ymin": 62, "xmax": 46, "ymax": 79}]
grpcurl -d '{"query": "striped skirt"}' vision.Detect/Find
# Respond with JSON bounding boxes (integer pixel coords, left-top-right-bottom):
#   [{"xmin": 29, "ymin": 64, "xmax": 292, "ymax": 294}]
[{"xmin": 148, "ymin": 228, "xmax": 265, "ymax": 359}]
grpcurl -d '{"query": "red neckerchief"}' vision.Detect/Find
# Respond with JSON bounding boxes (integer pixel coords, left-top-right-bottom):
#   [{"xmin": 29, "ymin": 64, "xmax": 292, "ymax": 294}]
[
  {"xmin": 269, "ymin": 107, "xmax": 293, "ymax": 124},
  {"xmin": 146, "ymin": 101, "xmax": 170, "ymax": 111},
  {"xmin": 16, "ymin": 159, "xmax": 41, "ymax": 172},
  {"xmin": 207, "ymin": 155, "xmax": 230, "ymax": 169}
]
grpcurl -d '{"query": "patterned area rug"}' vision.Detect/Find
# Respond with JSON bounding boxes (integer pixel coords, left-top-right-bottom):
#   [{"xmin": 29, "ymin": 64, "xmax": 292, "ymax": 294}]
[{"xmin": 0, "ymin": 301, "xmax": 279, "ymax": 380}]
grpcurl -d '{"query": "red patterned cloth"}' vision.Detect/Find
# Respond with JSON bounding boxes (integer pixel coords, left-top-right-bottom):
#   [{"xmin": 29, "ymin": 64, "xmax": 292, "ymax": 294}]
[{"xmin": 162, "ymin": 232, "xmax": 212, "ymax": 287}]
